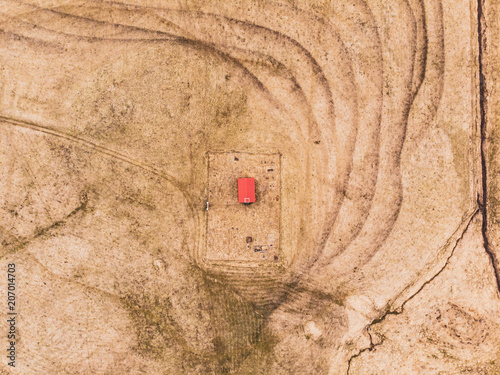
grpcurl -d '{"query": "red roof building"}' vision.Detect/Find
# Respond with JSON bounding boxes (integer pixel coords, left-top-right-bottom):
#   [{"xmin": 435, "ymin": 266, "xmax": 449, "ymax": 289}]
[{"xmin": 238, "ymin": 178, "xmax": 255, "ymax": 204}]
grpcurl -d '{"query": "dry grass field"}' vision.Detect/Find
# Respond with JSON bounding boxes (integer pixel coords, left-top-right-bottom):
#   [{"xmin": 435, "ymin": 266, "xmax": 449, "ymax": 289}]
[{"xmin": 0, "ymin": 0, "xmax": 500, "ymax": 374}]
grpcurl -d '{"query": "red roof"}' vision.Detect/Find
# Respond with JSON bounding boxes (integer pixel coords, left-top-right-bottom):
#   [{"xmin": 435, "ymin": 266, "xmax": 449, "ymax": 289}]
[{"xmin": 238, "ymin": 178, "xmax": 255, "ymax": 203}]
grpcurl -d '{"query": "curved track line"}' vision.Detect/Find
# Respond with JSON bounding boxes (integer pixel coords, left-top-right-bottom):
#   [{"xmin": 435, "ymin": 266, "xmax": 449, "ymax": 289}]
[
  {"xmin": 1, "ymin": 1, "xmax": 345, "ymax": 269},
  {"xmin": 313, "ymin": 0, "xmax": 384, "ymax": 264},
  {"xmin": 0, "ymin": 114, "xmax": 205, "ymax": 256},
  {"xmin": 305, "ymin": 0, "xmax": 418, "ymax": 284},
  {"xmin": 87, "ymin": 0, "xmax": 359, "ymax": 266},
  {"xmin": 0, "ymin": 1, "xmax": 453, "ymax": 325},
  {"xmin": 0, "ymin": 3, "xmax": 280, "ymax": 108},
  {"xmin": 404, "ymin": 0, "xmax": 445, "ymax": 153},
  {"xmin": 0, "ymin": 115, "xmax": 187, "ymax": 199}
]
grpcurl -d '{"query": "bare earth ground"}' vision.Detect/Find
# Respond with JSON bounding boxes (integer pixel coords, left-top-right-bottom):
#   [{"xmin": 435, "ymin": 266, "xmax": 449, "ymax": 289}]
[{"xmin": 0, "ymin": 0, "xmax": 499, "ymax": 374}]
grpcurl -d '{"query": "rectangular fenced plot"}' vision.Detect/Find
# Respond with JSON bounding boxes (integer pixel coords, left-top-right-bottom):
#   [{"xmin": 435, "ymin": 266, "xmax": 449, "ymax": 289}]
[{"xmin": 205, "ymin": 152, "xmax": 281, "ymax": 262}]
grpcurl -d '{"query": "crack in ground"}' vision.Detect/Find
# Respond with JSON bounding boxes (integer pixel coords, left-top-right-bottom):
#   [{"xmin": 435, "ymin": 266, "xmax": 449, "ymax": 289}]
[
  {"xmin": 346, "ymin": 210, "xmax": 479, "ymax": 374},
  {"xmin": 478, "ymin": 0, "xmax": 500, "ymax": 293},
  {"xmin": 346, "ymin": 327, "xmax": 384, "ymax": 375}
]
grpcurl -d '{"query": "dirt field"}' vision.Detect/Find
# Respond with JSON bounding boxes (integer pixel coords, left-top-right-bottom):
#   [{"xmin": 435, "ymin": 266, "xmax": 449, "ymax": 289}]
[{"xmin": 0, "ymin": 0, "xmax": 500, "ymax": 374}]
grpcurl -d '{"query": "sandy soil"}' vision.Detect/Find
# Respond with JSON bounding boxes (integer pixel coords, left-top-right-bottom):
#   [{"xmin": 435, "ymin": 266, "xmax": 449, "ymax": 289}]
[{"xmin": 0, "ymin": 0, "xmax": 499, "ymax": 374}]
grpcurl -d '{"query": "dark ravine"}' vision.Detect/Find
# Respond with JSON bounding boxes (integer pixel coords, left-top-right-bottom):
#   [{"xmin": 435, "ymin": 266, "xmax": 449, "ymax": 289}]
[
  {"xmin": 0, "ymin": 1, "xmax": 492, "ymax": 373},
  {"xmin": 478, "ymin": 0, "xmax": 500, "ymax": 293}
]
